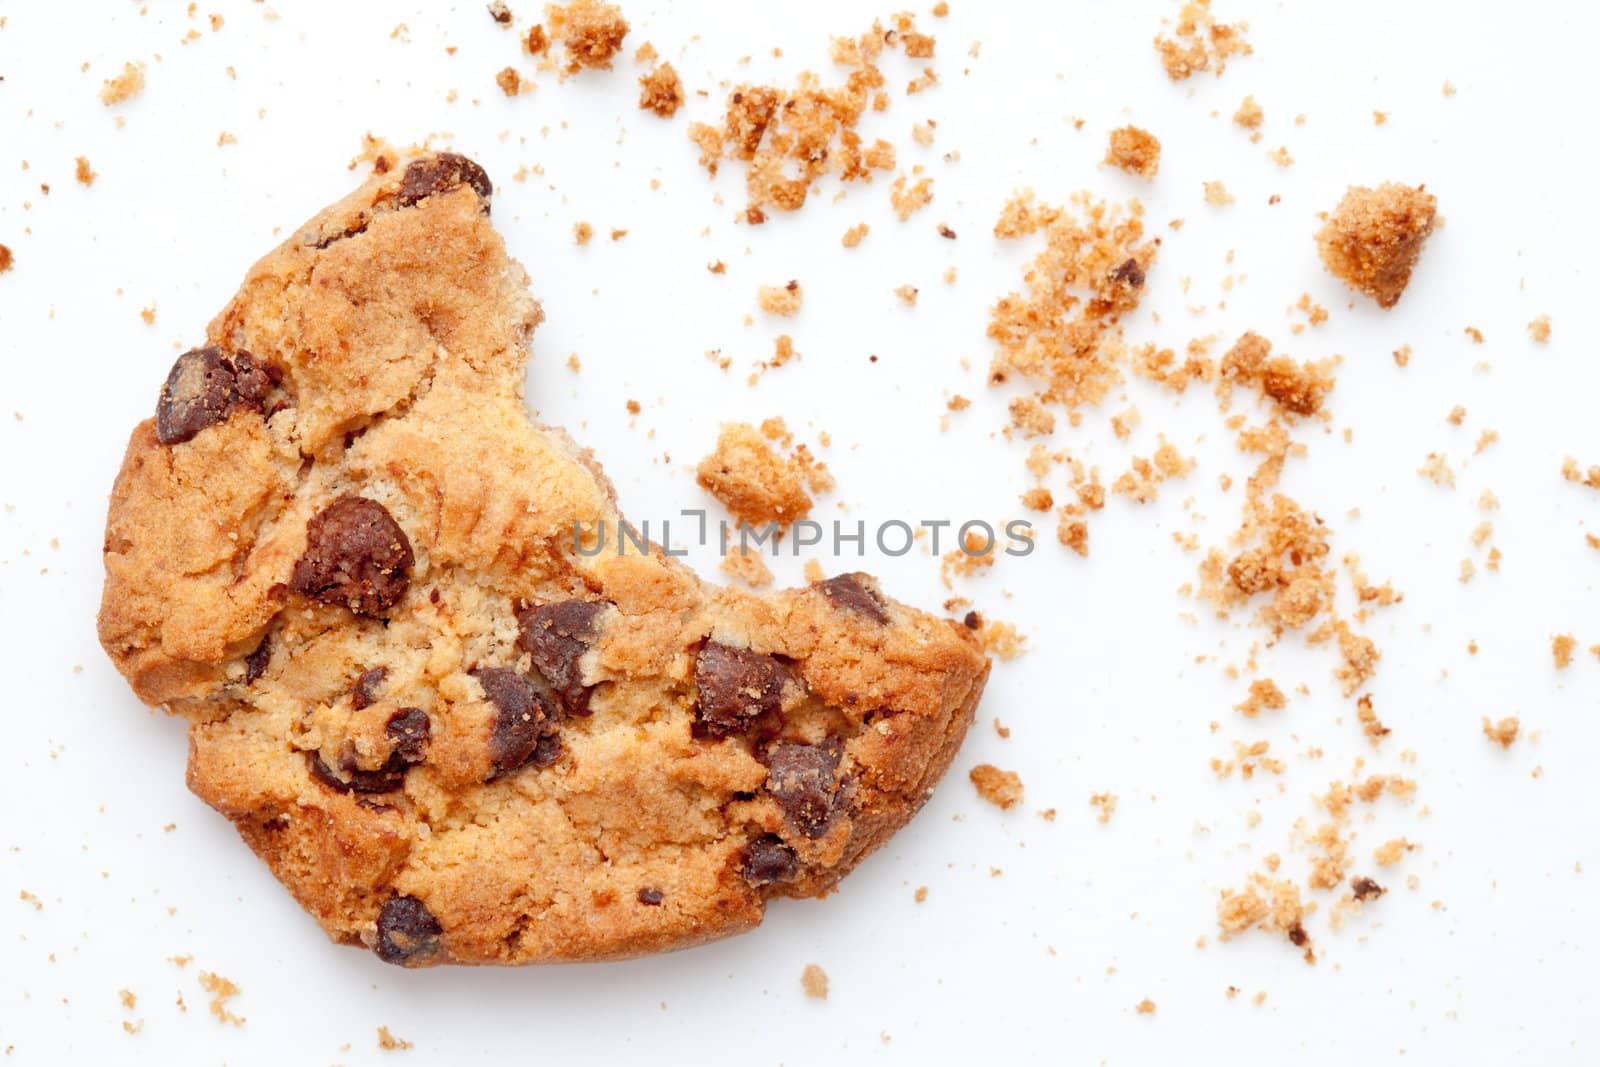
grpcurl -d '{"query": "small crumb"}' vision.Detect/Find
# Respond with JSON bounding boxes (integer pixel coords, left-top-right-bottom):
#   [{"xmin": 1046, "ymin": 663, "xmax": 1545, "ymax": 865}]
[
  {"xmin": 1527, "ymin": 315, "xmax": 1551, "ymax": 343},
  {"xmin": 198, "ymin": 972, "xmax": 244, "ymax": 1027},
  {"xmin": 1154, "ymin": 2, "xmax": 1253, "ymax": 81},
  {"xmin": 1105, "ymin": 125, "xmax": 1161, "ymax": 180},
  {"xmin": 1482, "ymin": 716, "xmax": 1519, "ymax": 749},
  {"xmin": 487, "ymin": 0, "xmax": 513, "ymax": 24},
  {"xmin": 970, "ymin": 764, "xmax": 1023, "ymax": 809},
  {"xmin": 495, "ymin": 66, "xmax": 522, "ymax": 96},
  {"xmin": 74, "ymin": 156, "xmax": 97, "ymax": 187},
  {"xmin": 914, "ymin": 886, "xmax": 929, "ymax": 902},
  {"xmin": 1203, "ymin": 180, "xmax": 1233, "ymax": 206},
  {"xmin": 1553, "ymin": 634, "xmax": 1576, "ymax": 670},
  {"xmin": 1233, "ymin": 95, "xmax": 1263, "ymax": 129},
  {"xmin": 573, "ymin": 221, "xmax": 593, "ymax": 245},
  {"xmin": 0, "ymin": 244, "xmax": 12, "ymax": 274},
  {"xmin": 99, "ymin": 62, "xmax": 147, "ymax": 106},
  {"xmin": 720, "ymin": 545, "xmax": 774, "ymax": 588},
  {"xmin": 377, "ymin": 1026, "xmax": 413, "ymax": 1052},
  {"xmin": 757, "ymin": 280, "xmax": 803, "ymax": 316},
  {"xmin": 548, "ymin": 0, "xmax": 629, "ymax": 74},
  {"xmin": 1089, "ymin": 792, "xmax": 1118, "ymax": 824},
  {"xmin": 842, "ymin": 223, "xmax": 870, "ymax": 248},
  {"xmin": 638, "ymin": 63, "xmax": 684, "ymax": 117},
  {"xmin": 1442, "ymin": 80, "xmax": 1456, "ymax": 97},
  {"xmin": 894, "ymin": 284, "xmax": 919, "ymax": 307},
  {"xmin": 1135, "ymin": 999, "xmax": 1157, "ymax": 1015},
  {"xmin": 801, "ymin": 963, "xmax": 829, "ymax": 1000}
]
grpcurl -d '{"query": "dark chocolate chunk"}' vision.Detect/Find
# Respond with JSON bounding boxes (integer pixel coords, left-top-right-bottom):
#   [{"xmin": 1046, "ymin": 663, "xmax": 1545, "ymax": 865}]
[
  {"xmin": 693, "ymin": 643, "xmax": 787, "ymax": 737},
  {"xmin": 289, "ymin": 496, "xmax": 413, "ymax": 617},
  {"xmin": 375, "ymin": 895, "xmax": 443, "ymax": 966},
  {"xmin": 1351, "ymin": 877, "xmax": 1386, "ymax": 902},
  {"xmin": 636, "ymin": 887, "xmax": 663, "ymax": 906},
  {"xmin": 740, "ymin": 834, "xmax": 800, "ymax": 888},
  {"xmin": 815, "ymin": 573, "xmax": 889, "ymax": 625},
  {"xmin": 307, "ymin": 751, "xmax": 405, "ymax": 795},
  {"xmin": 472, "ymin": 667, "xmax": 559, "ymax": 777},
  {"xmin": 1109, "ymin": 257, "xmax": 1145, "ymax": 289},
  {"xmin": 385, "ymin": 708, "xmax": 431, "ymax": 763},
  {"xmin": 350, "ymin": 666, "xmax": 388, "ymax": 710},
  {"xmin": 154, "ymin": 346, "xmax": 274, "ymax": 445},
  {"xmin": 243, "ymin": 635, "xmax": 272, "ymax": 684},
  {"xmin": 516, "ymin": 599, "xmax": 606, "ymax": 715},
  {"xmin": 1288, "ymin": 923, "xmax": 1309, "ymax": 947},
  {"xmin": 396, "ymin": 153, "xmax": 492, "ymax": 211},
  {"xmin": 764, "ymin": 740, "xmax": 845, "ymax": 838}
]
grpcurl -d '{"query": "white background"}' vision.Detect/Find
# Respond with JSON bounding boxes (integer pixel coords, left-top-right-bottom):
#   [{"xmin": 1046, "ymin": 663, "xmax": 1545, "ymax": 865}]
[{"xmin": 3, "ymin": 0, "xmax": 1598, "ymax": 1062}]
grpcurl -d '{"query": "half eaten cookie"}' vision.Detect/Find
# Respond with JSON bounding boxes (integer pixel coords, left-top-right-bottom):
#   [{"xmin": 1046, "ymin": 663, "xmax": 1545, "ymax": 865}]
[{"xmin": 97, "ymin": 153, "xmax": 989, "ymax": 966}]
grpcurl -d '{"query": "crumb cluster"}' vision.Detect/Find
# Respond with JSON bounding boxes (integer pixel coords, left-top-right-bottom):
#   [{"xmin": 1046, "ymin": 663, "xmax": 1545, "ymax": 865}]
[
  {"xmin": 1154, "ymin": 1, "xmax": 1252, "ymax": 81},
  {"xmin": 688, "ymin": 14, "xmax": 936, "ymax": 222}
]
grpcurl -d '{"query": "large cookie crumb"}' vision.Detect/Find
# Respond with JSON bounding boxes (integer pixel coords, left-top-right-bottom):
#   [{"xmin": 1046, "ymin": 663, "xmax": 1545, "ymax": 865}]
[{"xmin": 1315, "ymin": 183, "xmax": 1437, "ymax": 308}]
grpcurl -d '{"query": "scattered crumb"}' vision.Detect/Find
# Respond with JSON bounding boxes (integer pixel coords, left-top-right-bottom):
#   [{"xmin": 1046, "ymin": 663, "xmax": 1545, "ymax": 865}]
[
  {"xmin": 1135, "ymin": 999, "xmax": 1157, "ymax": 1015},
  {"xmin": 0, "ymin": 244, "xmax": 12, "ymax": 274},
  {"xmin": 99, "ymin": 62, "xmax": 147, "ymax": 106},
  {"xmin": 1154, "ymin": 1, "xmax": 1253, "ymax": 81},
  {"xmin": 1105, "ymin": 125, "xmax": 1161, "ymax": 179},
  {"xmin": 1203, "ymin": 180, "xmax": 1234, "ymax": 206},
  {"xmin": 573, "ymin": 221, "xmax": 593, "ymax": 245},
  {"xmin": 842, "ymin": 222, "xmax": 870, "ymax": 248},
  {"xmin": 1553, "ymin": 634, "xmax": 1575, "ymax": 670},
  {"xmin": 639, "ymin": 63, "xmax": 684, "ymax": 117},
  {"xmin": 198, "ymin": 972, "xmax": 244, "ymax": 1027},
  {"xmin": 1417, "ymin": 452, "xmax": 1455, "ymax": 488},
  {"xmin": 801, "ymin": 963, "xmax": 829, "ymax": 1000},
  {"xmin": 757, "ymin": 280, "xmax": 803, "ymax": 316},
  {"xmin": 890, "ymin": 172, "xmax": 935, "ymax": 220},
  {"xmin": 914, "ymin": 886, "xmax": 929, "ymax": 903},
  {"xmin": 1217, "ymin": 873, "xmax": 1314, "ymax": 963},
  {"xmin": 894, "ymin": 284, "xmax": 919, "ymax": 306},
  {"xmin": 1232, "ymin": 95, "xmax": 1263, "ymax": 129},
  {"xmin": 118, "ymin": 989, "xmax": 137, "ymax": 1010},
  {"xmin": 547, "ymin": 0, "xmax": 629, "ymax": 74},
  {"xmin": 495, "ymin": 66, "xmax": 522, "ymax": 96},
  {"xmin": 1482, "ymin": 716, "xmax": 1519, "ymax": 749},
  {"xmin": 1527, "ymin": 315, "xmax": 1551, "ymax": 344},
  {"xmin": 1089, "ymin": 792, "xmax": 1118, "ymax": 824},
  {"xmin": 1235, "ymin": 678, "xmax": 1286, "ymax": 717},
  {"xmin": 74, "ymin": 156, "xmax": 97, "ymax": 187},
  {"xmin": 377, "ymin": 1026, "xmax": 413, "ymax": 1052},
  {"xmin": 695, "ymin": 420, "xmax": 831, "ymax": 529},
  {"xmin": 969, "ymin": 764, "xmax": 1023, "ymax": 810},
  {"xmin": 1315, "ymin": 183, "xmax": 1438, "ymax": 308}
]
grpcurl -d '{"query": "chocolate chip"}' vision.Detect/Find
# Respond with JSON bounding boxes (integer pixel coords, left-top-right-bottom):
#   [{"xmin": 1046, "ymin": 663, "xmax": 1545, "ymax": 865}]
[
  {"xmin": 1109, "ymin": 257, "xmax": 1145, "ymax": 289},
  {"xmin": 516, "ymin": 600, "xmax": 606, "ymax": 715},
  {"xmin": 1287, "ymin": 923, "xmax": 1309, "ymax": 947},
  {"xmin": 764, "ymin": 741, "xmax": 845, "ymax": 838},
  {"xmin": 740, "ymin": 834, "xmax": 800, "ymax": 888},
  {"xmin": 154, "ymin": 346, "xmax": 274, "ymax": 445},
  {"xmin": 289, "ymin": 496, "xmax": 414, "ymax": 617},
  {"xmin": 350, "ymin": 667, "xmax": 388, "ymax": 710},
  {"xmin": 962, "ymin": 611, "xmax": 981, "ymax": 629},
  {"xmin": 815, "ymin": 573, "xmax": 889, "ymax": 625},
  {"xmin": 396, "ymin": 153, "xmax": 492, "ymax": 211},
  {"xmin": 385, "ymin": 708, "xmax": 431, "ymax": 763},
  {"xmin": 472, "ymin": 667, "xmax": 560, "ymax": 777},
  {"xmin": 375, "ymin": 895, "xmax": 443, "ymax": 966},
  {"xmin": 307, "ymin": 751, "xmax": 405, "ymax": 795},
  {"xmin": 1351, "ymin": 877, "xmax": 1386, "ymax": 902},
  {"xmin": 693, "ymin": 643, "xmax": 788, "ymax": 738},
  {"xmin": 243, "ymin": 635, "xmax": 272, "ymax": 684},
  {"xmin": 637, "ymin": 888, "xmax": 664, "ymax": 906}
]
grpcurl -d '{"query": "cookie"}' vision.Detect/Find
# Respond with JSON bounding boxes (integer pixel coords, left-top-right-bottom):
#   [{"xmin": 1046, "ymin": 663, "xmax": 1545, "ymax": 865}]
[{"xmin": 97, "ymin": 153, "xmax": 990, "ymax": 966}]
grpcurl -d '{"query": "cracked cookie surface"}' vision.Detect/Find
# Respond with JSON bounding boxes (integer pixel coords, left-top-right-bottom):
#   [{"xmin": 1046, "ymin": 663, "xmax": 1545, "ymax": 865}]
[{"xmin": 97, "ymin": 153, "xmax": 989, "ymax": 966}]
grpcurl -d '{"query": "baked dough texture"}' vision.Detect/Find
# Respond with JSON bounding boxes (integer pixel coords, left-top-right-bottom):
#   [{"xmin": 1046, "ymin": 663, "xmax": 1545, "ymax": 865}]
[{"xmin": 97, "ymin": 153, "xmax": 989, "ymax": 966}]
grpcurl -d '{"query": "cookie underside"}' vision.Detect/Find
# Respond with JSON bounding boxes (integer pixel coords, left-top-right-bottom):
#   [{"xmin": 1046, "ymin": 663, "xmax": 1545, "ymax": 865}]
[{"xmin": 97, "ymin": 154, "xmax": 989, "ymax": 966}]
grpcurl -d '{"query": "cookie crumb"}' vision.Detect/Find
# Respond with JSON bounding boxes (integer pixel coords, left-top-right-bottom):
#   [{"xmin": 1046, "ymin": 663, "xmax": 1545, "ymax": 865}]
[
  {"xmin": 894, "ymin": 284, "xmax": 919, "ymax": 307},
  {"xmin": 1315, "ymin": 183, "xmax": 1438, "ymax": 308},
  {"xmin": 1553, "ymin": 634, "xmax": 1575, "ymax": 669},
  {"xmin": 695, "ymin": 421, "xmax": 829, "ymax": 529},
  {"xmin": 720, "ymin": 544, "xmax": 774, "ymax": 588},
  {"xmin": 638, "ymin": 62, "xmax": 684, "ymax": 117},
  {"xmin": 1482, "ymin": 716, "xmax": 1519, "ymax": 749},
  {"xmin": 1527, "ymin": 315, "xmax": 1551, "ymax": 343},
  {"xmin": 1234, "ymin": 678, "xmax": 1286, "ymax": 717},
  {"xmin": 757, "ymin": 280, "xmax": 803, "ymax": 316},
  {"xmin": 1203, "ymin": 180, "xmax": 1233, "ymax": 206},
  {"xmin": 1089, "ymin": 792, "xmax": 1118, "ymax": 823},
  {"xmin": 547, "ymin": 0, "xmax": 629, "ymax": 74},
  {"xmin": 1105, "ymin": 126, "xmax": 1161, "ymax": 179},
  {"xmin": 1233, "ymin": 95, "xmax": 1263, "ymax": 129},
  {"xmin": 99, "ymin": 62, "xmax": 147, "ymax": 106},
  {"xmin": 487, "ymin": 0, "xmax": 513, "ymax": 24},
  {"xmin": 1154, "ymin": 1, "xmax": 1252, "ymax": 81},
  {"xmin": 0, "ymin": 244, "xmax": 12, "ymax": 274},
  {"xmin": 75, "ymin": 156, "xmax": 97, "ymax": 187},
  {"xmin": 495, "ymin": 66, "xmax": 522, "ymax": 96},
  {"xmin": 573, "ymin": 221, "xmax": 593, "ymax": 245},
  {"xmin": 198, "ymin": 972, "xmax": 244, "ymax": 1027},
  {"xmin": 969, "ymin": 764, "xmax": 1023, "ymax": 809},
  {"xmin": 801, "ymin": 963, "xmax": 829, "ymax": 1000},
  {"xmin": 377, "ymin": 1026, "xmax": 413, "ymax": 1051},
  {"xmin": 842, "ymin": 222, "xmax": 870, "ymax": 248},
  {"xmin": 914, "ymin": 886, "xmax": 928, "ymax": 903},
  {"xmin": 1135, "ymin": 999, "xmax": 1157, "ymax": 1015}
]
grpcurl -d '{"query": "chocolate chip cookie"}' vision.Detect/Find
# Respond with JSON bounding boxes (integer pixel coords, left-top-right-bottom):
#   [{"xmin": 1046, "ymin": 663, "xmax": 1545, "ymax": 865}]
[{"xmin": 97, "ymin": 153, "xmax": 989, "ymax": 966}]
